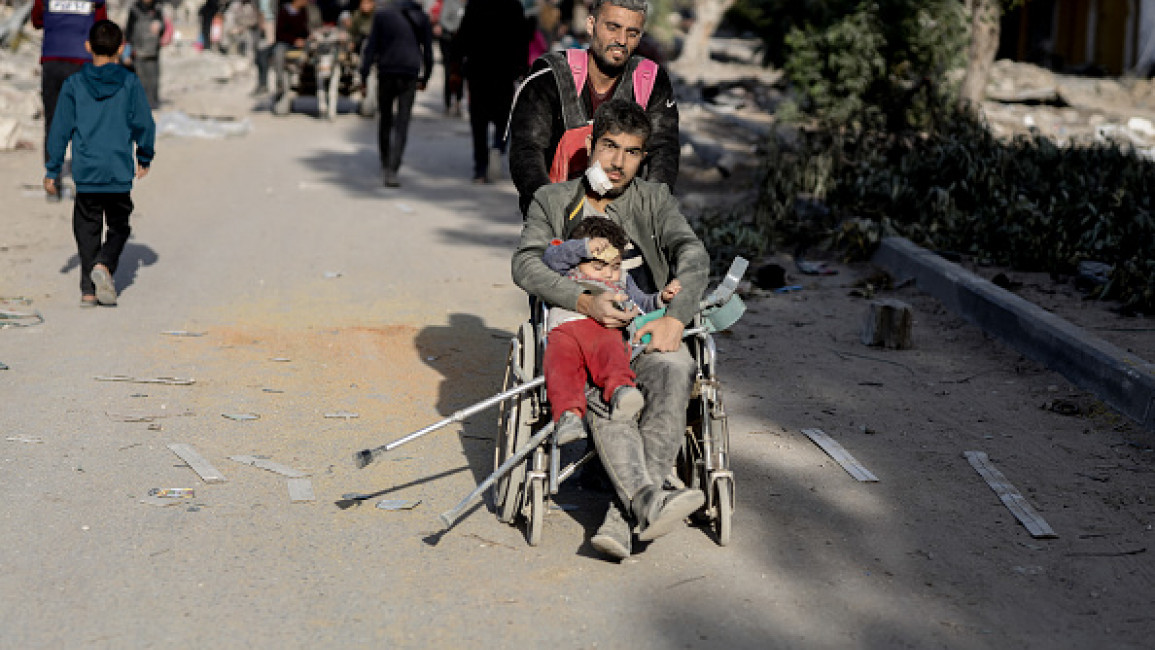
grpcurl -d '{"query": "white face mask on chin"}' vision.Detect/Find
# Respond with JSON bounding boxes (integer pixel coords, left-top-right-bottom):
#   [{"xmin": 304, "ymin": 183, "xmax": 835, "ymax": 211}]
[{"xmin": 585, "ymin": 160, "xmax": 613, "ymax": 196}]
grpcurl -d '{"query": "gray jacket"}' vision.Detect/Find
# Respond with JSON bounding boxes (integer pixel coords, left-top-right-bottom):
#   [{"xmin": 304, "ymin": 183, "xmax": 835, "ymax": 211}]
[{"xmin": 512, "ymin": 178, "xmax": 709, "ymax": 326}]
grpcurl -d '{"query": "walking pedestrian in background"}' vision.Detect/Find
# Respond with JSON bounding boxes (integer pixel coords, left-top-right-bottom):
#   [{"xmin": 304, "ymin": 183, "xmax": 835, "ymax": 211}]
[
  {"xmin": 359, "ymin": 0, "xmax": 433, "ymax": 188},
  {"xmin": 430, "ymin": 0, "xmax": 464, "ymax": 116},
  {"xmin": 451, "ymin": 0, "xmax": 528, "ymax": 183},
  {"xmin": 30, "ymin": 0, "xmax": 107, "ymax": 176},
  {"xmin": 124, "ymin": 0, "xmax": 168, "ymax": 107}
]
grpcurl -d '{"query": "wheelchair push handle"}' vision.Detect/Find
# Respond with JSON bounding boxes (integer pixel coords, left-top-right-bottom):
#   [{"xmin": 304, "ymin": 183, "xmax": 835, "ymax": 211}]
[{"xmin": 702, "ymin": 256, "xmax": 748, "ymax": 310}]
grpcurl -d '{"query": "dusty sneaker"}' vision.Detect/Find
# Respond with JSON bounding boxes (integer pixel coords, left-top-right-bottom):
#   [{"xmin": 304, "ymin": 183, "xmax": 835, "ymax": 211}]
[
  {"xmin": 635, "ymin": 487, "xmax": 705, "ymax": 542},
  {"xmin": 610, "ymin": 385, "xmax": 644, "ymax": 421},
  {"xmin": 554, "ymin": 410, "xmax": 586, "ymax": 446},
  {"xmin": 590, "ymin": 503, "xmax": 632, "ymax": 561},
  {"xmin": 90, "ymin": 266, "xmax": 117, "ymax": 306}
]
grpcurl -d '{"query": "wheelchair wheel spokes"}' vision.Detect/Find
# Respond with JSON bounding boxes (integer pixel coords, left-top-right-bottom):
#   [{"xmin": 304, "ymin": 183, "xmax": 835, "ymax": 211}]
[{"xmin": 493, "ymin": 322, "xmax": 537, "ymax": 524}]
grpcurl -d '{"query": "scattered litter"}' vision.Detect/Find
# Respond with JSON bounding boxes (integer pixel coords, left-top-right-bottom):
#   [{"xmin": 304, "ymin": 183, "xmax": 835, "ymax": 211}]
[
  {"xmin": 161, "ymin": 330, "xmax": 206, "ymax": 337},
  {"xmin": 139, "ymin": 495, "xmax": 184, "ymax": 507},
  {"xmin": 106, "ymin": 410, "xmax": 193, "ymax": 423},
  {"xmin": 341, "ymin": 492, "xmax": 372, "ymax": 501},
  {"xmin": 376, "ymin": 499, "xmax": 421, "ymax": 510},
  {"xmin": 0, "ymin": 307, "xmax": 44, "ymax": 328},
  {"xmin": 0, "ymin": 362, "xmax": 8, "ymax": 370},
  {"xmin": 774, "ymin": 285, "xmax": 803, "ymax": 293},
  {"xmin": 324, "ymin": 411, "xmax": 359, "ymax": 419},
  {"xmin": 130, "ymin": 393, "xmax": 148, "ymax": 398},
  {"xmin": 6, "ymin": 435, "xmax": 43, "ymax": 444},
  {"xmin": 229, "ymin": 455, "xmax": 309, "ymax": 478},
  {"xmin": 287, "ymin": 478, "xmax": 316, "ymax": 502},
  {"xmin": 1065, "ymin": 547, "xmax": 1146, "ymax": 558},
  {"xmin": 95, "ymin": 375, "xmax": 195, "ymax": 386},
  {"xmin": 464, "ymin": 533, "xmax": 515, "ymax": 549},
  {"xmin": 323, "ymin": 271, "xmax": 343, "ymax": 279},
  {"xmin": 167, "ymin": 443, "xmax": 227, "ymax": 483},
  {"xmin": 1011, "ymin": 565, "xmax": 1045, "ymax": 576},
  {"xmin": 1043, "ymin": 399, "xmax": 1081, "ymax": 416},
  {"xmin": 156, "ymin": 110, "xmax": 252, "ymax": 139},
  {"xmin": 147, "ymin": 423, "xmax": 162, "ymax": 431},
  {"xmin": 964, "ymin": 450, "xmax": 1056, "ymax": 539},
  {"xmin": 796, "ymin": 260, "xmax": 837, "ymax": 276},
  {"xmin": 269, "ymin": 357, "xmax": 292, "ymax": 363},
  {"xmin": 261, "ymin": 388, "xmax": 284, "ymax": 393},
  {"xmin": 222, "ymin": 413, "xmax": 260, "ymax": 421},
  {"xmin": 148, "ymin": 487, "xmax": 195, "ymax": 499},
  {"xmin": 801, "ymin": 428, "xmax": 879, "ymax": 482}
]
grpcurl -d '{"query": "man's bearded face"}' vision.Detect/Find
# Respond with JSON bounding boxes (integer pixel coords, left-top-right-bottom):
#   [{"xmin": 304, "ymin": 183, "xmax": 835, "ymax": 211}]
[{"xmin": 586, "ymin": 5, "xmax": 645, "ymax": 77}]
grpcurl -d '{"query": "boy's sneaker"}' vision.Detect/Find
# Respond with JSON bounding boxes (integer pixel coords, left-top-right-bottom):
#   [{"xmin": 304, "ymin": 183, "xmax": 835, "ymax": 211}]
[
  {"xmin": 610, "ymin": 386, "xmax": 644, "ymax": 421},
  {"xmin": 554, "ymin": 410, "xmax": 586, "ymax": 445},
  {"xmin": 79, "ymin": 295, "xmax": 97, "ymax": 309},
  {"xmin": 91, "ymin": 266, "xmax": 117, "ymax": 306}
]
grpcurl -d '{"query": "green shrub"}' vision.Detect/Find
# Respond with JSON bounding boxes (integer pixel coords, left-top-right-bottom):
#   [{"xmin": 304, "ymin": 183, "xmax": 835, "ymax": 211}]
[{"xmin": 747, "ymin": 113, "xmax": 1155, "ymax": 314}]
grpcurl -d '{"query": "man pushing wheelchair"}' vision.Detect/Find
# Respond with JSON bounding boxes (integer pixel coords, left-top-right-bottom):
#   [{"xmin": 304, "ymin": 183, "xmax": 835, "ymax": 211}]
[{"xmin": 512, "ymin": 99, "xmax": 712, "ymax": 561}]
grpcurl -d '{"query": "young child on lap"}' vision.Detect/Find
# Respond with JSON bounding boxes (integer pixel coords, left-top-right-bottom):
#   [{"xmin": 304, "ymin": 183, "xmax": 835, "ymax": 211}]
[{"xmin": 541, "ymin": 216, "xmax": 681, "ymax": 444}]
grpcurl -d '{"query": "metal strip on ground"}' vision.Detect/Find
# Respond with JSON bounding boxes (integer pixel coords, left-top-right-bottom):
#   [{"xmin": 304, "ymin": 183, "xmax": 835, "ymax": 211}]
[
  {"xmin": 229, "ymin": 455, "xmax": 310, "ymax": 478},
  {"xmin": 964, "ymin": 450, "xmax": 1057, "ymax": 539},
  {"xmin": 800, "ymin": 428, "xmax": 879, "ymax": 482},
  {"xmin": 167, "ymin": 443, "xmax": 226, "ymax": 483},
  {"xmin": 287, "ymin": 478, "xmax": 315, "ymax": 502}
]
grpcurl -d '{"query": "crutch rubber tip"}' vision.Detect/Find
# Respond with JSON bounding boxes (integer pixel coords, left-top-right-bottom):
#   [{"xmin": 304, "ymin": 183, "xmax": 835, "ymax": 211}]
[{"xmin": 352, "ymin": 449, "xmax": 373, "ymax": 469}]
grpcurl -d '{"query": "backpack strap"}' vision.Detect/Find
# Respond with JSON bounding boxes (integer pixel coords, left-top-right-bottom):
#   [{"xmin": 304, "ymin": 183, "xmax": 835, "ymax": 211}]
[
  {"xmin": 632, "ymin": 57, "xmax": 658, "ymax": 108},
  {"xmin": 566, "ymin": 48, "xmax": 588, "ymax": 100},
  {"xmin": 542, "ymin": 51, "xmax": 588, "ymax": 130}
]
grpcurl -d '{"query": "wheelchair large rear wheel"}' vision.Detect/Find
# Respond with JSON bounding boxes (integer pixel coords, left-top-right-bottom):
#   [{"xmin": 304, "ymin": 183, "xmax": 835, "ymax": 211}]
[
  {"xmin": 526, "ymin": 475, "xmax": 544, "ymax": 546},
  {"xmin": 493, "ymin": 322, "xmax": 536, "ymax": 524},
  {"xmin": 714, "ymin": 476, "xmax": 733, "ymax": 546}
]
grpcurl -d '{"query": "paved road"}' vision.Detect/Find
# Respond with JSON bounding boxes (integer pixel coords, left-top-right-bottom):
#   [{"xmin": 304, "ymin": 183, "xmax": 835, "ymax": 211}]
[{"xmin": 2, "ymin": 79, "xmax": 1151, "ymax": 649}]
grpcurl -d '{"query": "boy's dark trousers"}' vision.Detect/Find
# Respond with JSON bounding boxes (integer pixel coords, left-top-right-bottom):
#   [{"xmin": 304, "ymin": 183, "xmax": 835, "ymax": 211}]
[{"xmin": 73, "ymin": 193, "xmax": 133, "ymax": 295}]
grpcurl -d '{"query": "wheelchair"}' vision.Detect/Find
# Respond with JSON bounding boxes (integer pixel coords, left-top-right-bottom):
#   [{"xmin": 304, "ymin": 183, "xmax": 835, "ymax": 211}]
[
  {"xmin": 489, "ymin": 259, "xmax": 747, "ymax": 547},
  {"xmin": 352, "ymin": 259, "xmax": 747, "ymax": 548}
]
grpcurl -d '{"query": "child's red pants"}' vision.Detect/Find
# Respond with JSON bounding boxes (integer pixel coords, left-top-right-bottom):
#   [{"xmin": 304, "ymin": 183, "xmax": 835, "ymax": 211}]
[{"xmin": 543, "ymin": 318, "xmax": 636, "ymax": 421}]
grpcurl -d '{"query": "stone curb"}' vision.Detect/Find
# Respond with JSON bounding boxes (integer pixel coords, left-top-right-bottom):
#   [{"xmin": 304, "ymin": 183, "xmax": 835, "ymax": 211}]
[{"xmin": 872, "ymin": 237, "xmax": 1155, "ymax": 433}]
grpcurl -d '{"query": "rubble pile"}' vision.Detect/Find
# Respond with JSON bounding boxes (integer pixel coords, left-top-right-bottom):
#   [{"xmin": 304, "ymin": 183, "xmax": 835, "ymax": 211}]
[
  {"xmin": 0, "ymin": 4, "xmax": 248, "ymax": 151},
  {"xmin": 981, "ymin": 59, "xmax": 1155, "ymax": 158}
]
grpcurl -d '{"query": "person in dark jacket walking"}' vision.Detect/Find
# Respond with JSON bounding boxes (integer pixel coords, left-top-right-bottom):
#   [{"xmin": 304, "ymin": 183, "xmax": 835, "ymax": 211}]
[
  {"xmin": 451, "ymin": 0, "xmax": 527, "ymax": 183},
  {"xmin": 44, "ymin": 20, "xmax": 156, "ymax": 308},
  {"xmin": 359, "ymin": 0, "xmax": 433, "ymax": 187},
  {"xmin": 124, "ymin": 0, "xmax": 168, "ymax": 107},
  {"xmin": 507, "ymin": 0, "xmax": 678, "ymax": 215},
  {"xmin": 30, "ymin": 0, "xmax": 107, "ymax": 168}
]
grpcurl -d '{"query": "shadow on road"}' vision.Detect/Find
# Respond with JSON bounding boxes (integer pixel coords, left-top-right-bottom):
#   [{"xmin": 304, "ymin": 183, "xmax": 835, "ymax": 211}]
[
  {"xmin": 58, "ymin": 240, "xmax": 158, "ymax": 295},
  {"xmin": 414, "ymin": 313, "xmax": 512, "ymax": 486}
]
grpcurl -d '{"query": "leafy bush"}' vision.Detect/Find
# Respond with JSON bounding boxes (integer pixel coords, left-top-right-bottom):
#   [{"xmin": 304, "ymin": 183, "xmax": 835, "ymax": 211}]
[{"xmin": 750, "ymin": 114, "xmax": 1155, "ymax": 313}]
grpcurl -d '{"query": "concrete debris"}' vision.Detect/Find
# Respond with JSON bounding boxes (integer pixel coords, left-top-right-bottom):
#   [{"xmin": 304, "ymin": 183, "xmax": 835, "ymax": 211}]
[{"xmin": 156, "ymin": 111, "xmax": 252, "ymax": 139}]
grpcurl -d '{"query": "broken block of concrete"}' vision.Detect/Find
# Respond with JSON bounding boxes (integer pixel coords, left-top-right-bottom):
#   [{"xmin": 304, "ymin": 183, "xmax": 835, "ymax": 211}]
[{"xmin": 861, "ymin": 299, "xmax": 914, "ymax": 349}]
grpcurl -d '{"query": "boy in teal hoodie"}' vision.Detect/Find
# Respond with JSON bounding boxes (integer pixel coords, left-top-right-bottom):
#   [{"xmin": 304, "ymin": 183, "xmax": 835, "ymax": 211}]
[{"xmin": 44, "ymin": 19, "xmax": 156, "ymax": 307}]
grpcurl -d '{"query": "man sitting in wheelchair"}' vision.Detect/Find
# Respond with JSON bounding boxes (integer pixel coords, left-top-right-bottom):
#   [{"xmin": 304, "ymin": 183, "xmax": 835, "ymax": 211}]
[{"xmin": 512, "ymin": 99, "xmax": 712, "ymax": 560}]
